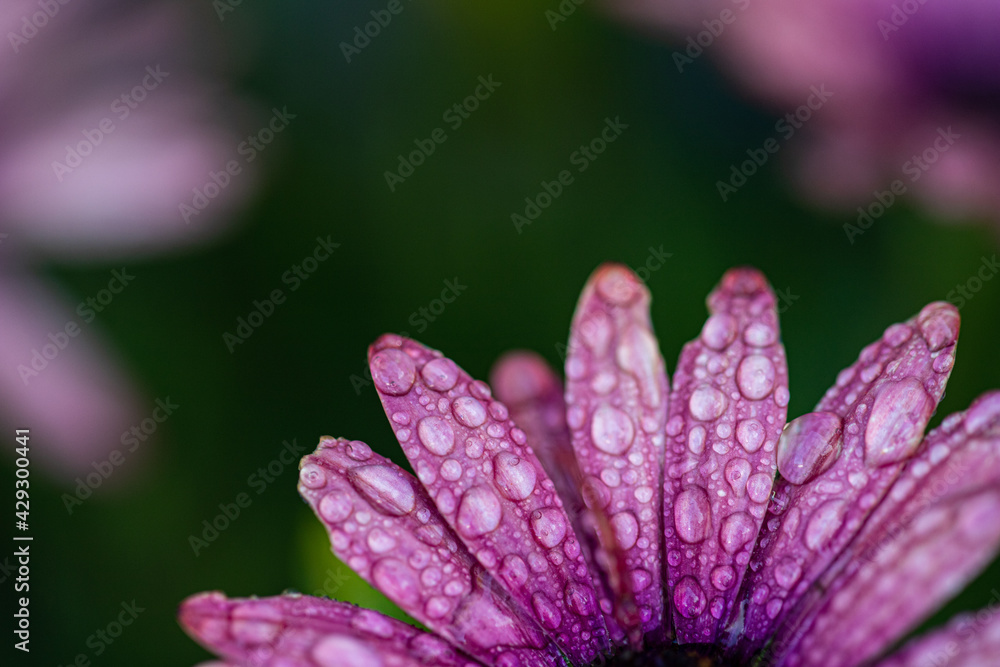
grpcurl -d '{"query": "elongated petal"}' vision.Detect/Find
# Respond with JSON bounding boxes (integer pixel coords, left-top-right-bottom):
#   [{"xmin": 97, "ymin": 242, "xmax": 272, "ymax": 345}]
[
  {"xmin": 875, "ymin": 608, "xmax": 1000, "ymax": 667},
  {"xmin": 563, "ymin": 264, "xmax": 669, "ymax": 647},
  {"xmin": 369, "ymin": 336, "xmax": 610, "ymax": 664},
  {"xmin": 491, "ymin": 351, "xmax": 627, "ymax": 646},
  {"xmin": 736, "ymin": 303, "xmax": 959, "ymax": 655},
  {"xmin": 179, "ymin": 592, "xmax": 481, "ymax": 667},
  {"xmin": 298, "ymin": 437, "xmax": 560, "ymax": 666},
  {"xmin": 663, "ymin": 268, "xmax": 789, "ymax": 643},
  {"xmin": 773, "ymin": 392, "xmax": 1000, "ymax": 667}
]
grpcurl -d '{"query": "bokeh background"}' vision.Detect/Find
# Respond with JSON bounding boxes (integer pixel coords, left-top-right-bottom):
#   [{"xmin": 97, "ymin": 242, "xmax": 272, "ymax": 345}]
[{"xmin": 3, "ymin": 1, "xmax": 1000, "ymax": 665}]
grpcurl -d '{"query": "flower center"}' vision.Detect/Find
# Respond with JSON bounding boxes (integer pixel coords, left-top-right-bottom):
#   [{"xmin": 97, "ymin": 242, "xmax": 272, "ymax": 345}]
[{"xmin": 597, "ymin": 644, "xmax": 740, "ymax": 667}]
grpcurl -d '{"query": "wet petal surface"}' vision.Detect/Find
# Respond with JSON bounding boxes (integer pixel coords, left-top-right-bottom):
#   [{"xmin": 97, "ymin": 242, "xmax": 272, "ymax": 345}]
[
  {"xmin": 663, "ymin": 268, "xmax": 789, "ymax": 643},
  {"xmin": 875, "ymin": 607, "xmax": 1000, "ymax": 667}
]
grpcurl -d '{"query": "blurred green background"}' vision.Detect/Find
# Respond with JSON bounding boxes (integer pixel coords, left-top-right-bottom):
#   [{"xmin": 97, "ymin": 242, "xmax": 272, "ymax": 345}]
[{"xmin": 6, "ymin": 0, "xmax": 1000, "ymax": 665}]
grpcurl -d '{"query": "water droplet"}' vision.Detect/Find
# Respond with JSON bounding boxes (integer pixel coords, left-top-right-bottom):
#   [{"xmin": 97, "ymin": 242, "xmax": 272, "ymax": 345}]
[
  {"xmin": 667, "ymin": 416, "xmax": 684, "ymax": 436},
  {"xmin": 917, "ymin": 304, "xmax": 959, "ymax": 352},
  {"xmin": 610, "ymin": 511, "xmax": 639, "ymax": 550},
  {"xmin": 371, "ymin": 558, "xmax": 420, "ymax": 606},
  {"xmin": 737, "ymin": 355, "xmax": 776, "ymax": 400},
  {"xmin": 453, "ymin": 396, "xmax": 487, "ymax": 428},
  {"xmin": 456, "ymin": 486, "xmax": 502, "ymax": 537},
  {"xmin": 421, "ymin": 358, "xmax": 459, "ymax": 392},
  {"xmin": 299, "ymin": 463, "xmax": 327, "ymax": 489},
  {"xmin": 581, "ymin": 477, "xmax": 610, "ymax": 509},
  {"xmin": 349, "ymin": 465, "xmax": 416, "ymax": 516},
  {"xmin": 688, "ymin": 426, "xmax": 706, "ymax": 454},
  {"xmin": 631, "ymin": 569, "xmax": 652, "ymax": 592},
  {"xmin": 674, "ymin": 576, "xmax": 707, "ymax": 618},
  {"xmin": 312, "ymin": 636, "xmax": 384, "ymax": 667},
  {"xmin": 711, "ymin": 565, "xmax": 735, "ymax": 591},
  {"xmin": 417, "ymin": 416, "xmax": 455, "ymax": 456},
  {"xmin": 531, "ymin": 591, "xmax": 563, "ymax": 630},
  {"xmin": 720, "ymin": 511, "xmax": 756, "ymax": 554},
  {"xmin": 774, "ymin": 557, "xmax": 801, "ymax": 589},
  {"xmin": 465, "ymin": 437, "xmax": 484, "ymax": 459},
  {"xmin": 440, "ymin": 459, "xmax": 463, "ymax": 481},
  {"xmin": 424, "ymin": 596, "xmax": 451, "ymax": 619},
  {"xmin": 777, "ymin": 411, "xmax": 843, "ymax": 485},
  {"xmin": 420, "ymin": 566, "xmax": 441, "ymax": 587},
  {"xmin": 864, "ymin": 379, "xmax": 932, "ymax": 466},
  {"xmin": 591, "ymin": 371, "xmax": 617, "ymax": 395},
  {"xmin": 744, "ymin": 322, "xmax": 777, "ymax": 347},
  {"xmin": 580, "ymin": 313, "xmax": 613, "ymax": 356},
  {"xmin": 765, "ymin": 599, "xmax": 783, "ymax": 620},
  {"xmin": 736, "ymin": 419, "xmax": 765, "ymax": 453},
  {"xmin": 725, "ymin": 459, "xmax": 752, "ymax": 497},
  {"xmin": 590, "ymin": 404, "xmax": 636, "ymax": 455},
  {"xmin": 366, "ymin": 528, "xmax": 396, "ymax": 554},
  {"xmin": 634, "ymin": 485, "xmax": 654, "ymax": 503},
  {"xmin": 596, "ymin": 265, "xmax": 640, "ymax": 306},
  {"xmin": 530, "ymin": 508, "xmax": 568, "ymax": 548},
  {"xmin": 500, "ymin": 554, "xmax": 528, "ymax": 586},
  {"xmin": 746, "ymin": 472, "xmax": 773, "ymax": 504},
  {"xmin": 674, "ymin": 487, "xmax": 713, "ymax": 543},
  {"xmin": 493, "ymin": 452, "xmax": 537, "ymax": 501},
  {"xmin": 318, "ymin": 491, "xmax": 352, "ymax": 523},
  {"xmin": 774, "ymin": 386, "xmax": 790, "ymax": 407},
  {"xmin": 933, "ymin": 353, "xmax": 954, "ymax": 373},
  {"xmin": 701, "ymin": 313, "xmax": 737, "ymax": 350},
  {"xmin": 804, "ymin": 499, "xmax": 846, "ymax": 550},
  {"xmin": 565, "ymin": 583, "xmax": 597, "ymax": 616},
  {"xmin": 710, "ymin": 597, "xmax": 725, "ymax": 619},
  {"xmin": 860, "ymin": 363, "xmax": 882, "ymax": 384},
  {"xmin": 371, "ymin": 349, "xmax": 416, "ymax": 396},
  {"xmin": 690, "ymin": 385, "xmax": 727, "ymax": 421}
]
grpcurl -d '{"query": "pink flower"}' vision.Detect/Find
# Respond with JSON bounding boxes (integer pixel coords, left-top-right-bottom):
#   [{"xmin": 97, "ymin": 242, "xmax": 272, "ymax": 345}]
[
  {"xmin": 610, "ymin": 0, "xmax": 1000, "ymax": 225},
  {"xmin": 0, "ymin": 1, "xmax": 255, "ymax": 478},
  {"xmin": 181, "ymin": 265, "xmax": 1000, "ymax": 666}
]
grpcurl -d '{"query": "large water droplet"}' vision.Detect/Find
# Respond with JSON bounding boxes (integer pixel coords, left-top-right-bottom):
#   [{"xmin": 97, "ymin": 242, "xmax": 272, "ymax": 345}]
[
  {"xmin": 737, "ymin": 355, "xmax": 776, "ymax": 400},
  {"xmin": 500, "ymin": 554, "xmax": 528, "ymax": 587},
  {"xmin": 710, "ymin": 565, "xmax": 736, "ymax": 591},
  {"xmin": 864, "ymin": 379, "xmax": 933, "ymax": 466},
  {"xmin": 453, "ymin": 396, "xmax": 487, "ymax": 428},
  {"xmin": 371, "ymin": 558, "xmax": 420, "ymax": 606},
  {"xmin": 777, "ymin": 411, "xmax": 843, "ymax": 485},
  {"xmin": 917, "ymin": 304, "xmax": 959, "ymax": 352},
  {"xmin": 688, "ymin": 426, "xmax": 706, "ymax": 454},
  {"xmin": 565, "ymin": 583, "xmax": 597, "ymax": 616},
  {"xmin": 440, "ymin": 459, "xmax": 463, "ymax": 481},
  {"xmin": 493, "ymin": 452, "xmax": 537, "ymax": 501},
  {"xmin": 610, "ymin": 511, "xmax": 639, "ymax": 550},
  {"xmin": 417, "ymin": 416, "xmax": 456, "ymax": 456},
  {"xmin": 318, "ymin": 492, "xmax": 352, "ymax": 523},
  {"xmin": 674, "ymin": 576, "xmax": 707, "ymax": 618},
  {"xmin": 701, "ymin": 313, "xmax": 737, "ymax": 350},
  {"xmin": 531, "ymin": 591, "xmax": 563, "ymax": 630},
  {"xmin": 720, "ymin": 511, "xmax": 756, "ymax": 554},
  {"xmin": 689, "ymin": 386, "xmax": 727, "ymax": 421},
  {"xmin": 774, "ymin": 557, "xmax": 802, "ymax": 589},
  {"xmin": 804, "ymin": 499, "xmax": 846, "ymax": 550},
  {"xmin": 530, "ymin": 508, "xmax": 568, "ymax": 548},
  {"xmin": 299, "ymin": 463, "xmax": 327, "ymax": 489},
  {"xmin": 370, "ymin": 349, "xmax": 416, "ymax": 396},
  {"xmin": 456, "ymin": 486, "xmax": 502, "ymax": 537},
  {"xmin": 746, "ymin": 472, "xmax": 773, "ymax": 504},
  {"xmin": 590, "ymin": 404, "xmax": 636, "ymax": 455},
  {"xmin": 421, "ymin": 358, "xmax": 459, "ymax": 392},
  {"xmin": 349, "ymin": 465, "xmax": 416, "ymax": 516},
  {"xmin": 725, "ymin": 459, "xmax": 752, "ymax": 497},
  {"xmin": 744, "ymin": 322, "xmax": 777, "ymax": 347},
  {"xmin": 674, "ymin": 487, "xmax": 713, "ymax": 543},
  {"xmin": 366, "ymin": 528, "xmax": 397, "ymax": 554},
  {"xmin": 736, "ymin": 419, "xmax": 765, "ymax": 454}
]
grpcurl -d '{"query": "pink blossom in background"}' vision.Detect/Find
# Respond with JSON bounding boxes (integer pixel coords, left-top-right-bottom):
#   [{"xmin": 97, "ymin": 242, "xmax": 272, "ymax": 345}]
[
  {"xmin": 0, "ymin": 0, "xmax": 257, "ymax": 479},
  {"xmin": 609, "ymin": 0, "xmax": 1000, "ymax": 227},
  {"xmin": 181, "ymin": 265, "xmax": 1000, "ymax": 667}
]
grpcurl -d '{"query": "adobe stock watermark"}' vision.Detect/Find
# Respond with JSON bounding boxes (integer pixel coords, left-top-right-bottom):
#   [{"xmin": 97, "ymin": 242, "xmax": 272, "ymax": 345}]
[
  {"xmin": 843, "ymin": 126, "xmax": 959, "ymax": 244},
  {"xmin": 922, "ymin": 588, "xmax": 1000, "ymax": 667},
  {"xmin": 672, "ymin": 0, "xmax": 751, "ymax": 73},
  {"xmin": 349, "ymin": 277, "xmax": 468, "ymax": 395},
  {"xmin": 878, "ymin": 0, "xmax": 931, "ymax": 40},
  {"xmin": 945, "ymin": 255, "xmax": 1000, "ymax": 310},
  {"xmin": 213, "ymin": 0, "xmax": 247, "ymax": 21},
  {"xmin": 545, "ymin": 0, "xmax": 587, "ymax": 31},
  {"xmin": 512, "ymin": 116, "xmax": 628, "ymax": 234},
  {"xmin": 188, "ymin": 438, "xmax": 306, "ymax": 556},
  {"xmin": 180, "ymin": 106, "xmax": 296, "ymax": 224},
  {"xmin": 62, "ymin": 397, "xmax": 180, "ymax": 514},
  {"xmin": 51, "ymin": 65, "xmax": 169, "ymax": 182},
  {"xmin": 8, "ymin": 0, "xmax": 74, "ymax": 53},
  {"xmin": 223, "ymin": 235, "xmax": 339, "ymax": 353},
  {"xmin": 716, "ymin": 85, "xmax": 833, "ymax": 201},
  {"xmin": 384, "ymin": 75, "xmax": 502, "ymax": 192},
  {"xmin": 339, "ymin": 0, "xmax": 414, "ymax": 63},
  {"xmin": 17, "ymin": 268, "xmax": 136, "ymax": 385}
]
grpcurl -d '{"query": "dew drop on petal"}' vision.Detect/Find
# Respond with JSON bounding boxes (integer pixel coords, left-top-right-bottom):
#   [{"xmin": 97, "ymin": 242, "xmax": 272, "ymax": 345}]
[
  {"xmin": 312, "ymin": 636, "xmax": 384, "ymax": 667},
  {"xmin": 596, "ymin": 265, "xmax": 640, "ymax": 306},
  {"xmin": 765, "ymin": 599, "xmax": 783, "ymax": 620},
  {"xmin": 918, "ymin": 304, "xmax": 960, "ymax": 352},
  {"xmin": 424, "ymin": 596, "xmax": 451, "ymax": 619},
  {"xmin": 864, "ymin": 379, "xmax": 933, "ymax": 466},
  {"xmin": 440, "ymin": 459, "xmax": 463, "ymax": 482},
  {"xmin": 453, "ymin": 396, "xmax": 487, "ymax": 428},
  {"xmin": 777, "ymin": 411, "xmax": 843, "ymax": 485},
  {"xmin": 746, "ymin": 472, "xmax": 773, "ymax": 504},
  {"xmin": 371, "ymin": 349, "xmax": 416, "ymax": 396},
  {"xmin": 674, "ymin": 487, "xmax": 713, "ymax": 543},
  {"xmin": 371, "ymin": 558, "xmax": 420, "ymax": 606},
  {"xmin": 724, "ymin": 458, "xmax": 752, "ymax": 497},
  {"xmin": 736, "ymin": 419, "xmax": 765, "ymax": 453},
  {"xmin": 417, "ymin": 416, "xmax": 456, "ymax": 456},
  {"xmin": 674, "ymin": 576, "xmax": 707, "ymax": 618},
  {"xmin": 689, "ymin": 386, "xmax": 727, "ymax": 421},
  {"xmin": 711, "ymin": 565, "xmax": 736, "ymax": 591},
  {"xmin": 610, "ymin": 511, "xmax": 639, "ymax": 550},
  {"xmin": 688, "ymin": 426, "xmax": 706, "ymax": 454},
  {"xmin": 774, "ymin": 557, "xmax": 802, "ymax": 589},
  {"xmin": 456, "ymin": 486, "xmax": 502, "ymax": 537},
  {"xmin": 345, "ymin": 441, "xmax": 372, "ymax": 461},
  {"xmin": 737, "ymin": 355, "xmax": 776, "ymax": 400},
  {"xmin": 591, "ymin": 404, "xmax": 636, "ymax": 455},
  {"xmin": 530, "ymin": 508, "xmax": 568, "ymax": 548},
  {"xmin": 493, "ymin": 452, "xmax": 537, "ymax": 501},
  {"xmin": 532, "ymin": 591, "xmax": 563, "ymax": 630},
  {"xmin": 701, "ymin": 313, "xmax": 737, "ymax": 350},
  {"xmin": 420, "ymin": 358, "xmax": 459, "ymax": 392},
  {"xmin": 348, "ymin": 465, "xmax": 416, "ymax": 516},
  {"xmin": 565, "ymin": 583, "xmax": 597, "ymax": 616},
  {"xmin": 804, "ymin": 499, "xmax": 847, "ymax": 550},
  {"xmin": 500, "ymin": 554, "xmax": 528, "ymax": 587},
  {"xmin": 299, "ymin": 463, "xmax": 327, "ymax": 489},
  {"xmin": 744, "ymin": 322, "xmax": 777, "ymax": 347},
  {"xmin": 366, "ymin": 528, "xmax": 396, "ymax": 554},
  {"xmin": 720, "ymin": 511, "xmax": 756, "ymax": 554}
]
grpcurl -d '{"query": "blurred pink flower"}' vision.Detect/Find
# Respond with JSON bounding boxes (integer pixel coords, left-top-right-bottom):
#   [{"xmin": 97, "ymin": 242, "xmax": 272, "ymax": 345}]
[
  {"xmin": 0, "ymin": 0, "xmax": 256, "ymax": 479},
  {"xmin": 611, "ymin": 0, "xmax": 1000, "ymax": 225}
]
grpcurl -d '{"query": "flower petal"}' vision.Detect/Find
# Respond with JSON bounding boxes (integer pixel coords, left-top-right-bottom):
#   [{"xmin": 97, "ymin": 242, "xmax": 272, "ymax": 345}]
[
  {"xmin": 735, "ymin": 303, "xmax": 959, "ymax": 655},
  {"xmin": 179, "ymin": 592, "xmax": 481, "ymax": 667},
  {"xmin": 770, "ymin": 392, "xmax": 1000, "ymax": 667},
  {"xmin": 298, "ymin": 437, "xmax": 560, "ymax": 666},
  {"xmin": 663, "ymin": 268, "xmax": 789, "ymax": 643},
  {"xmin": 369, "ymin": 336, "xmax": 610, "ymax": 664},
  {"xmin": 491, "ymin": 351, "xmax": 627, "ymax": 646},
  {"xmin": 874, "ymin": 608, "xmax": 1000, "ymax": 667},
  {"xmin": 563, "ymin": 264, "xmax": 669, "ymax": 647}
]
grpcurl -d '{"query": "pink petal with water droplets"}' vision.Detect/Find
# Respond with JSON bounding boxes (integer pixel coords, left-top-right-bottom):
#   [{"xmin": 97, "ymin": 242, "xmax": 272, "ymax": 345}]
[
  {"xmin": 563, "ymin": 264, "xmax": 669, "ymax": 647},
  {"xmin": 298, "ymin": 437, "xmax": 560, "ymax": 667},
  {"xmin": 875, "ymin": 608, "xmax": 1000, "ymax": 667},
  {"xmin": 735, "ymin": 302, "xmax": 959, "ymax": 656},
  {"xmin": 179, "ymin": 592, "xmax": 481, "ymax": 667},
  {"xmin": 369, "ymin": 336, "xmax": 610, "ymax": 664},
  {"xmin": 491, "ymin": 351, "xmax": 627, "ymax": 646},
  {"xmin": 771, "ymin": 392, "xmax": 1000, "ymax": 667},
  {"xmin": 663, "ymin": 268, "xmax": 788, "ymax": 643}
]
